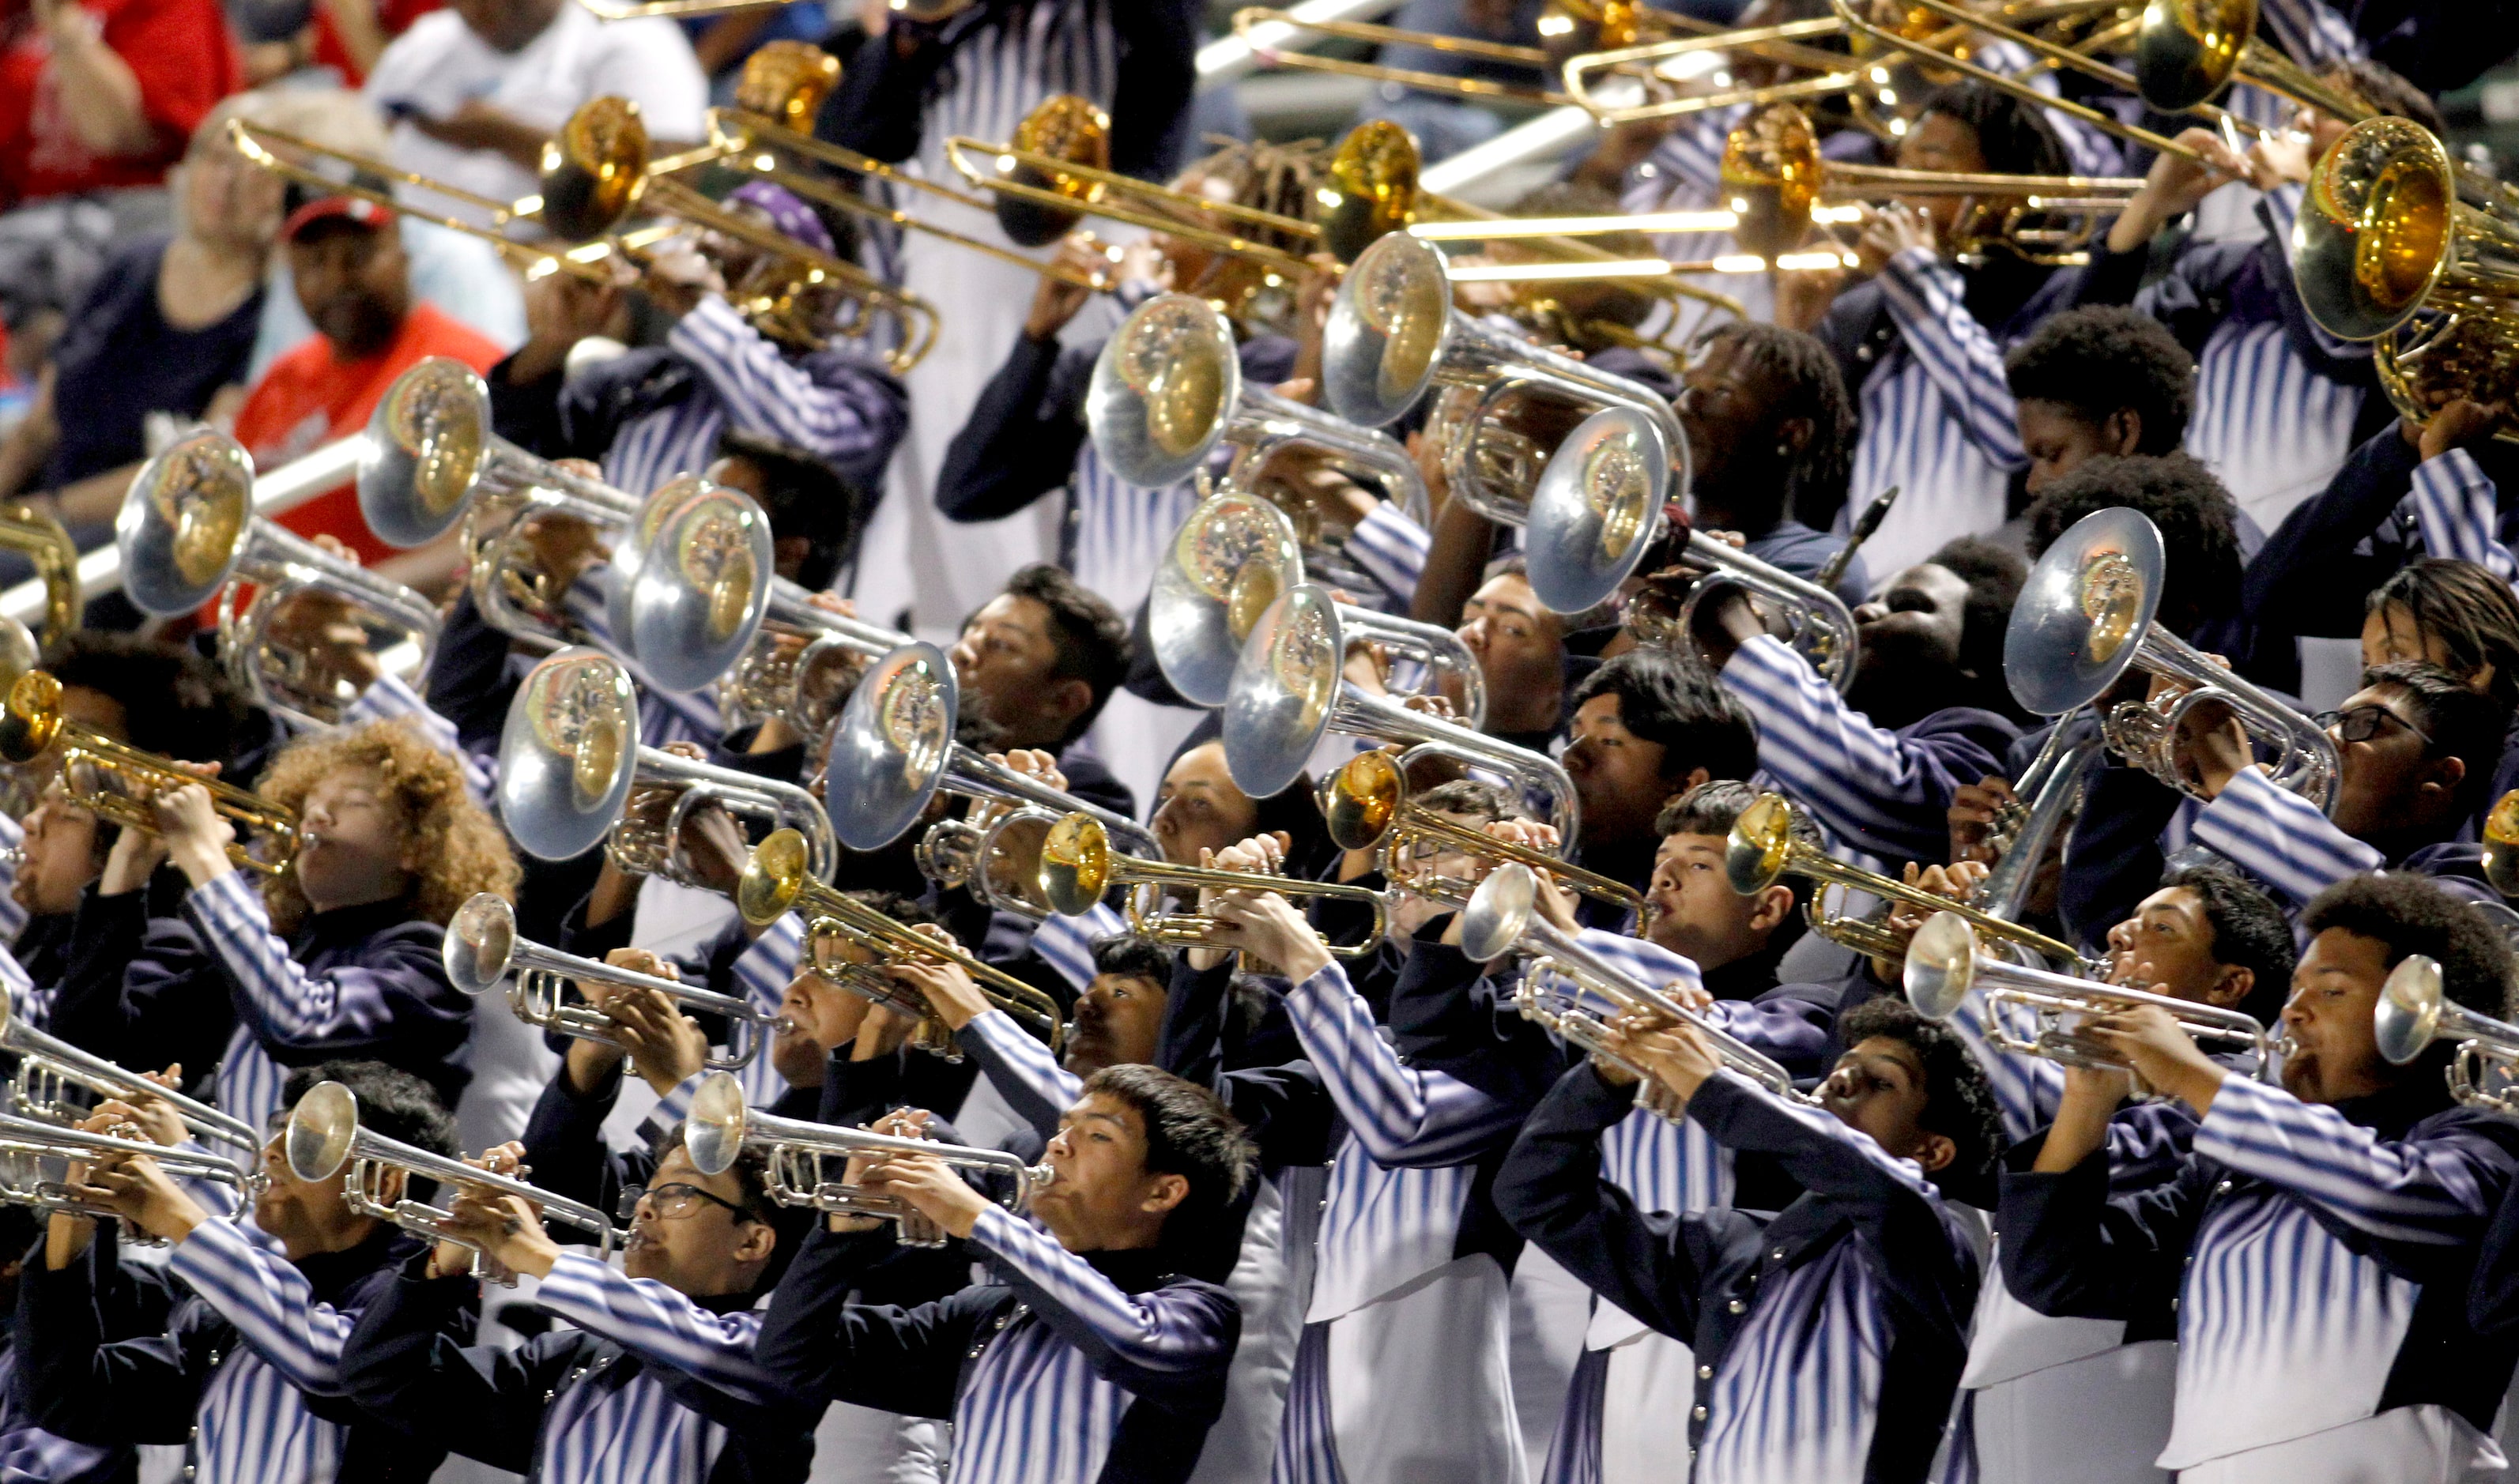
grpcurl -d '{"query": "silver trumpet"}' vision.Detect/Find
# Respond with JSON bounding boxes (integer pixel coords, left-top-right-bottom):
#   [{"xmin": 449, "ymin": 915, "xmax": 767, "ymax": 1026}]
[
  {"xmin": 684, "ymin": 1071, "xmax": 1050, "ymax": 1247},
  {"xmin": 719, "ymin": 582, "xmax": 916, "ymax": 740},
  {"xmin": 444, "ymin": 893, "xmax": 769, "ymax": 1072},
  {"xmin": 1623, "ymin": 518, "xmax": 1864, "ymax": 692},
  {"xmin": 285, "ymin": 1079, "xmax": 621, "ymax": 1282},
  {"xmin": 1151, "ymin": 489, "xmax": 1486, "ymax": 724},
  {"xmin": 119, "ymin": 429, "xmax": 443, "ymax": 732},
  {"xmin": 496, "ymin": 647, "xmax": 839, "ymax": 887},
  {"xmin": 2008, "ymin": 507, "xmax": 2338, "ymax": 812},
  {"xmin": 1222, "ymin": 582, "xmax": 1581, "ymax": 834},
  {"xmin": 1460, "ymin": 861, "xmax": 1806, "ymax": 1109},
  {"xmin": 1091, "ymin": 292, "xmax": 1431, "ymax": 601},
  {"xmin": 2374, "ymin": 953, "xmax": 2519, "ymax": 1117},
  {"xmin": 822, "ymin": 642, "xmax": 1161, "ymax": 868},
  {"xmin": 0, "ymin": 1111, "xmax": 265, "ymax": 1244},
  {"xmin": 0, "ymin": 996, "xmax": 260, "ymax": 1156},
  {"xmin": 1904, "ymin": 910, "xmax": 2275, "ymax": 1075}
]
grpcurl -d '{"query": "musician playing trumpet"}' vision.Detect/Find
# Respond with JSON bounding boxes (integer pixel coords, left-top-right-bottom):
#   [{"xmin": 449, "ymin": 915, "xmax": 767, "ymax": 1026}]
[{"xmin": 18, "ymin": 1062, "xmax": 477, "ymax": 1483}]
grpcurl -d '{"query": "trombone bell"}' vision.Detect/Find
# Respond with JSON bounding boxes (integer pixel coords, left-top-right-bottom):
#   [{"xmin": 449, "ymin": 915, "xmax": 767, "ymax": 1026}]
[
  {"xmin": 496, "ymin": 648, "xmax": 641, "ymax": 861},
  {"xmin": 1087, "ymin": 294, "xmax": 1243, "ymax": 488},
  {"xmin": 824, "ymin": 642, "xmax": 960, "ymax": 851}
]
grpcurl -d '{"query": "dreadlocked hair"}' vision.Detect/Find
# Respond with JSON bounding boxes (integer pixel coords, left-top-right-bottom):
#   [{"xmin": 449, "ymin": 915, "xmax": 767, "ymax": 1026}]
[
  {"xmin": 1687, "ymin": 320, "xmax": 1857, "ymax": 529},
  {"xmin": 1176, "ymin": 135, "xmax": 1326, "ymax": 258},
  {"xmin": 255, "ymin": 719, "xmax": 520, "ymax": 936}
]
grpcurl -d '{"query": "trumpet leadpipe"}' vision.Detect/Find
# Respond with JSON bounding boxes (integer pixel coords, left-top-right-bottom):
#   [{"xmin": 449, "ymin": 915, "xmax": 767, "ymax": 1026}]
[{"xmin": 444, "ymin": 893, "xmax": 768, "ymax": 1072}]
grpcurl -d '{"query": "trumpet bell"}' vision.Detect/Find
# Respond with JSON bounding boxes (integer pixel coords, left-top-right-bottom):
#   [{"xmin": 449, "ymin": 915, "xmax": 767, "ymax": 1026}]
[
  {"xmin": 445, "ymin": 892, "xmax": 521, "ymax": 996},
  {"xmin": 0, "ymin": 670, "xmax": 64, "ymax": 763},
  {"xmin": 736, "ymin": 826, "xmax": 816, "ymax": 928},
  {"xmin": 1088, "ymin": 294, "xmax": 1243, "ymax": 487},
  {"xmin": 2293, "ymin": 116, "xmax": 2455, "ymax": 343},
  {"xmin": 2487, "ymin": 791, "xmax": 2519, "ymax": 896},
  {"xmin": 1457, "ymin": 860, "xmax": 1538, "ymax": 963},
  {"xmin": 685, "ymin": 1070, "xmax": 749, "ymax": 1177},
  {"xmin": 1149, "ymin": 491, "xmax": 1303, "ymax": 706},
  {"xmin": 2374, "ymin": 951, "xmax": 2445, "ymax": 1065},
  {"xmin": 624, "ymin": 483, "xmax": 775, "ymax": 692},
  {"xmin": 497, "ymin": 648, "xmax": 641, "ymax": 861},
  {"xmin": 285, "ymin": 1079, "xmax": 360, "ymax": 1183},
  {"xmin": 1322, "ymin": 748, "xmax": 1403, "ymax": 852},
  {"xmin": 1324, "ymin": 230, "xmax": 1456, "ymax": 428},
  {"xmin": 1724, "ymin": 792, "xmax": 1797, "ymax": 896},
  {"xmin": 1038, "ymin": 812, "xmax": 1114, "ymax": 916},
  {"xmin": 2003, "ymin": 506, "xmax": 2165, "ymax": 716},
  {"xmin": 538, "ymin": 96, "xmax": 648, "ymax": 242},
  {"xmin": 1901, "ymin": 909, "xmax": 1980, "ymax": 1019},
  {"xmin": 2135, "ymin": 0, "xmax": 2249, "ymax": 113},
  {"xmin": 1316, "ymin": 120, "xmax": 1419, "ymax": 264},
  {"xmin": 360, "ymin": 358, "xmax": 493, "ymax": 548},
  {"xmin": 1223, "ymin": 583, "xmax": 1344, "ymax": 798},
  {"xmin": 824, "ymin": 642, "xmax": 959, "ymax": 850},
  {"xmin": 119, "ymin": 429, "xmax": 255, "ymax": 615},
  {"xmin": 1522, "ymin": 405, "xmax": 1668, "ymax": 614},
  {"xmin": 997, "ymin": 95, "xmax": 1110, "ymax": 247}
]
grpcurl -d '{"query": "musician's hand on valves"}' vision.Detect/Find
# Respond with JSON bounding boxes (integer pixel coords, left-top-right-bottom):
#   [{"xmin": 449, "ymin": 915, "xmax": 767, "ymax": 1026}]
[
  {"xmin": 828, "ymin": 1107, "xmax": 930, "ymax": 1233},
  {"xmin": 1603, "ymin": 1013, "xmax": 1721, "ymax": 1108},
  {"xmin": 1186, "ymin": 834, "xmax": 1290, "ymax": 970},
  {"xmin": 73, "ymin": 1139, "xmax": 209, "ymax": 1247},
  {"xmin": 2168, "ymin": 684, "xmax": 2251, "ymax": 800},
  {"xmin": 2078, "ymin": 1004, "xmax": 2226, "ymax": 1115},
  {"xmin": 888, "ymin": 950, "xmax": 990, "ymax": 1034},
  {"xmin": 1871, "ymin": 861, "xmax": 1986, "ymax": 982},
  {"xmin": 990, "ymin": 748, "xmax": 1068, "ymax": 797},
  {"xmin": 437, "ymin": 1188, "xmax": 560, "ymax": 1282},
  {"xmin": 428, "ymin": 1142, "xmax": 527, "ymax": 1279},
  {"xmin": 1203, "ymin": 888, "xmax": 1334, "ymax": 984},
  {"xmin": 94, "ymin": 1064, "xmax": 188, "ymax": 1148},
  {"xmin": 153, "ymin": 768, "xmax": 236, "ymax": 888},
  {"xmin": 860, "ymin": 1151, "xmax": 991, "ymax": 1242},
  {"xmin": 1853, "ymin": 202, "xmax": 1936, "ymax": 277},
  {"xmin": 1947, "ymin": 776, "xmax": 2016, "ymax": 868},
  {"xmin": 583, "ymin": 964, "xmax": 707, "ymax": 1097}
]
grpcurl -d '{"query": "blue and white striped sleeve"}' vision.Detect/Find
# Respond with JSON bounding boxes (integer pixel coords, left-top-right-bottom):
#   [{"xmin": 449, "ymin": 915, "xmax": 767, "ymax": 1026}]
[
  {"xmin": 2412, "ymin": 448, "xmax": 2517, "ymax": 582},
  {"xmin": 1623, "ymin": 109, "xmax": 1732, "ymax": 209},
  {"xmin": 1721, "ymin": 633, "xmax": 1951, "ymax": 855},
  {"xmin": 166, "ymin": 1216, "xmax": 359, "ymax": 1395},
  {"xmin": 1029, "ymin": 904, "xmax": 1128, "ymax": 995},
  {"xmin": 967, "ymin": 1204, "xmax": 1235, "ymax": 1378},
  {"xmin": 669, "ymin": 296, "xmax": 899, "ymax": 469},
  {"xmin": 1875, "ymin": 248, "xmax": 2027, "ymax": 469},
  {"xmin": 636, "ymin": 1072, "xmax": 706, "ymax": 1149},
  {"xmin": 0, "ymin": 811, "xmax": 25, "ymax": 943},
  {"xmin": 341, "ymin": 672, "xmax": 495, "ymax": 804},
  {"xmin": 1940, "ymin": 987, "xmax": 2063, "ymax": 1143},
  {"xmin": 1284, "ymin": 959, "xmax": 1521, "ymax": 1166},
  {"xmin": 960, "ymin": 1008, "xmax": 1083, "ymax": 1139},
  {"xmin": 2189, "ymin": 766, "xmax": 2382, "ymax": 904},
  {"xmin": 182, "ymin": 872, "xmax": 414, "ymax": 1043},
  {"xmin": 2195, "ymin": 1075, "xmax": 2504, "ymax": 1245},
  {"xmin": 536, "ymin": 1252, "xmax": 781, "ymax": 1403},
  {"xmin": 1344, "ymin": 502, "xmax": 1430, "ymax": 609}
]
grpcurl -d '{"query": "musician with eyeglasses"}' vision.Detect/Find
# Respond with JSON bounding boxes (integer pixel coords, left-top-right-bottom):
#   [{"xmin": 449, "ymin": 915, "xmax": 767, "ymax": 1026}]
[
  {"xmin": 13, "ymin": 1061, "xmax": 470, "ymax": 1484},
  {"xmin": 1998, "ymin": 871, "xmax": 2519, "ymax": 1480},
  {"xmin": 341, "ymin": 1126, "xmax": 819, "ymax": 1483},
  {"xmin": 1492, "ymin": 994, "xmax": 1998, "ymax": 1484},
  {"xmin": 52, "ymin": 720, "xmax": 519, "ymax": 1140}
]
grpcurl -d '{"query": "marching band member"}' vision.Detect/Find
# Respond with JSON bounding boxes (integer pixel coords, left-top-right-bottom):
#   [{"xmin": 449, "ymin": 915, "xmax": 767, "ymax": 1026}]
[
  {"xmin": 342, "ymin": 1134, "xmax": 817, "ymax": 1482},
  {"xmin": 1495, "ymin": 995, "xmax": 1999, "ymax": 1484},
  {"xmin": 2000, "ymin": 871, "xmax": 2519, "ymax": 1481},
  {"xmin": 753, "ymin": 1068, "xmax": 1252, "ymax": 1484},
  {"xmin": 947, "ymin": 563, "xmax": 1140, "ymax": 817},
  {"xmin": 14, "ymin": 1063, "xmax": 470, "ymax": 1483},
  {"xmin": 2004, "ymin": 307, "xmax": 2200, "ymax": 504},
  {"xmin": 1670, "ymin": 322, "xmax": 1867, "ymax": 602},
  {"xmin": 53, "ymin": 719, "xmax": 519, "ymax": 1137},
  {"xmin": 1561, "ymin": 650, "xmax": 1759, "ymax": 922},
  {"xmin": 0, "ymin": 1207, "xmax": 123, "ymax": 1483},
  {"xmin": 1444, "ymin": 558, "xmax": 1575, "ymax": 754}
]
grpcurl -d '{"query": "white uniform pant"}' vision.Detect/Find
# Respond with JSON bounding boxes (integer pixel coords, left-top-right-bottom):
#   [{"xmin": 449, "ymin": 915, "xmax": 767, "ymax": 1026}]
[
  {"xmin": 1325, "ymin": 1256, "xmax": 1528, "ymax": 1484},
  {"xmin": 1967, "ymin": 1340, "xmax": 2176, "ymax": 1484},
  {"xmin": 2175, "ymin": 1405, "xmax": 2504, "ymax": 1484}
]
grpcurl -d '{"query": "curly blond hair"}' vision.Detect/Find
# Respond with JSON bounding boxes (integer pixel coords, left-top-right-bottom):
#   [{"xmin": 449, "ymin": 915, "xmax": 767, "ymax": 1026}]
[{"xmin": 256, "ymin": 719, "xmax": 519, "ymax": 935}]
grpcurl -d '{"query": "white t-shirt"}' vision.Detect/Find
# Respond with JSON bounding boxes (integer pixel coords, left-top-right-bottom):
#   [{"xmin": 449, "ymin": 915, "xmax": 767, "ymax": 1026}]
[{"xmin": 363, "ymin": 3, "xmax": 707, "ymax": 224}]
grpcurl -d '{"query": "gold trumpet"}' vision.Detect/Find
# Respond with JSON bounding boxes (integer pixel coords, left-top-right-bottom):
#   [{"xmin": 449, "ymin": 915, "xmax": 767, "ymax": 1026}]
[
  {"xmin": 1031, "ymin": 811, "xmax": 1392, "ymax": 955},
  {"xmin": 0, "ymin": 671, "xmax": 298, "ymax": 876},
  {"xmin": 1322, "ymin": 748, "xmax": 1650, "ymax": 923},
  {"xmin": 2486, "ymin": 791, "xmax": 2519, "ymax": 897},
  {"xmin": 1726, "ymin": 792, "xmax": 2081, "ymax": 965},
  {"xmin": 737, "ymin": 827, "xmax": 1069, "ymax": 1057},
  {"xmin": 0, "ymin": 503, "xmax": 77, "ymax": 654}
]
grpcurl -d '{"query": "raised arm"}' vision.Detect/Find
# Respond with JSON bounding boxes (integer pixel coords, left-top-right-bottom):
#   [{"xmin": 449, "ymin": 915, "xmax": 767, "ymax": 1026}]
[
  {"xmin": 534, "ymin": 1254, "xmax": 782, "ymax": 1404},
  {"xmin": 958, "ymin": 1008, "xmax": 1082, "ymax": 1141},
  {"xmin": 1281, "ymin": 958, "xmax": 1519, "ymax": 1166},
  {"xmin": 752, "ymin": 1223, "xmax": 989, "ymax": 1418},
  {"xmin": 162, "ymin": 1218, "xmax": 366, "ymax": 1395},
  {"xmin": 2194, "ymin": 1078, "xmax": 2518, "ymax": 1251},
  {"xmin": 2188, "ymin": 766, "xmax": 2382, "ymax": 906},
  {"xmin": 1875, "ymin": 249, "xmax": 2027, "ymax": 469},
  {"xmin": 669, "ymin": 297, "xmax": 909, "ymax": 472},
  {"xmin": 341, "ymin": 1255, "xmax": 578, "ymax": 1475},
  {"xmin": 181, "ymin": 874, "xmax": 470, "ymax": 1058},
  {"xmin": 966, "ymin": 1206, "xmax": 1237, "ymax": 1404},
  {"xmin": 934, "ymin": 326, "xmax": 1097, "ymax": 525}
]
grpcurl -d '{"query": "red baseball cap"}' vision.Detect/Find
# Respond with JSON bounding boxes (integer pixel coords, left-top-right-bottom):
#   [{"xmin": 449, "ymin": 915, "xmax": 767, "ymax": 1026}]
[{"xmin": 281, "ymin": 194, "xmax": 394, "ymax": 242}]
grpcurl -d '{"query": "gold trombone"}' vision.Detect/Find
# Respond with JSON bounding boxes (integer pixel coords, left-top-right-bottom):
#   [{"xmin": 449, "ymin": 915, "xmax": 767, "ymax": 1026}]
[
  {"xmin": 1322, "ymin": 748, "xmax": 1650, "ymax": 922},
  {"xmin": 737, "ymin": 827, "xmax": 1069, "ymax": 1057},
  {"xmin": 2133, "ymin": 0, "xmax": 2373, "ymax": 121},
  {"xmin": 1228, "ymin": 6, "xmax": 1575, "ymax": 106},
  {"xmin": 0, "ymin": 671, "xmax": 298, "ymax": 876},
  {"xmin": 1559, "ymin": 15, "xmax": 1869, "ymax": 126},
  {"xmin": 1726, "ymin": 792, "xmax": 2081, "ymax": 965},
  {"xmin": 1030, "ymin": 811, "xmax": 1392, "ymax": 954},
  {"xmin": 0, "ymin": 503, "xmax": 77, "ymax": 654}
]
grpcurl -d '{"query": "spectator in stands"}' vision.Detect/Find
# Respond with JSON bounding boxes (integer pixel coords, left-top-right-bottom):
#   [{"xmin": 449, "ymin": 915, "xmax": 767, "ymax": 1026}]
[{"xmin": 362, "ymin": 0, "xmax": 707, "ymax": 220}]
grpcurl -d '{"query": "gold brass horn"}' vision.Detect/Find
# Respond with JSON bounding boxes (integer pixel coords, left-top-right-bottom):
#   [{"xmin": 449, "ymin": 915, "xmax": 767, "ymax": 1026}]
[
  {"xmin": 1229, "ymin": 6, "xmax": 1574, "ymax": 106},
  {"xmin": 445, "ymin": 893, "xmax": 770, "ymax": 1072},
  {"xmin": 0, "ymin": 502, "xmax": 76, "ymax": 654},
  {"xmin": 2135, "ymin": 0, "xmax": 2372, "ymax": 122},
  {"xmin": 1322, "ymin": 747, "xmax": 1650, "ymax": 923},
  {"xmin": 1032, "ymin": 811, "xmax": 1393, "ymax": 954},
  {"xmin": 1726, "ymin": 792, "xmax": 2082, "ymax": 965},
  {"xmin": 0, "ymin": 670, "xmax": 298, "ymax": 876},
  {"xmin": 2485, "ymin": 791, "xmax": 2519, "ymax": 897},
  {"xmin": 737, "ymin": 827, "xmax": 1069, "ymax": 1057}
]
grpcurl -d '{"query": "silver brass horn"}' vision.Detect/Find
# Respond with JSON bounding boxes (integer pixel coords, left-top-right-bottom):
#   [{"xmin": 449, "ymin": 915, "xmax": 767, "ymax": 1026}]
[
  {"xmin": 685, "ymin": 1070, "xmax": 1051, "ymax": 1247},
  {"xmin": 285, "ymin": 1079, "xmax": 620, "ymax": 1281},
  {"xmin": 121, "ymin": 429, "xmax": 444, "ymax": 731},
  {"xmin": 445, "ymin": 892, "xmax": 768, "ymax": 1072},
  {"xmin": 1151, "ymin": 490, "xmax": 1487, "ymax": 721},
  {"xmin": 618, "ymin": 480, "xmax": 776, "ymax": 693},
  {"xmin": 1092, "ymin": 292, "xmax": 1431, "ymax": 598},
  {"xmin": 2374, "ymin": 951, "xmax": 2519, "ymax": 1116},
  {"xmin": 0, "ymin": 1113, "xmax": 263, "ymax": 1243},
  {"xmin": 1324, "ymin": 231, "xmax": 1690, "ymax": 540},
  {"xmin": 0, "ymin": 992, "xmax": 262, "ymax": 1156},
  {"xmin": 721, "ymin": 582, "xmax": 916, "ymax": 739},
  {"xmin": 1224, "ymin": 582, "xmax": 1579, "ymax": 831},
  {"xmin": 1904, "ymin": 910, "xmax": 2275, "ymax": 1074},
  {"xmin": 822, "ymin": 642, "xmax": 1161, "ymax": 860},
  {"xmin": 496, "ymin": 647, "xmax": 839, "ymax": 883},
  {"xmin": 2007, "ymin": 506, "xmax": 2338, "ymax": 812}
]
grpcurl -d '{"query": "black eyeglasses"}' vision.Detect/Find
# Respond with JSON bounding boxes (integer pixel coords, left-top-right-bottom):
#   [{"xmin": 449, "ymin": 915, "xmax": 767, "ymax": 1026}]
[
  {"xmin": 2313, "ymin": 704, "xmax": 2431, "ymax": 748},
  {"xmin": 617, "ymin": 1183, "xmax": 759, "ymax": 1224}
]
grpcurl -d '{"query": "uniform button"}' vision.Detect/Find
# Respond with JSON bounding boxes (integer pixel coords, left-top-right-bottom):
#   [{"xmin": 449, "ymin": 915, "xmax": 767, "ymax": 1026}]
[
  {"xmin": 1692, "ymin": 1406, "xmax": 1707, "ymax": 1422},
  {"xmin": 1698, "ymin": 1364, "xmax": 1713, "ymax": 1379},
  {"xmin": 1727, "ymin": 1299, "xmax": 1745, "ymax": 1314},
  {"xmin": 2215, "ymin": 1180, "xmax": 2233, "ymax": 1195},
  {"xmin": 1770, "ymin": 1248, "xmax": 1786, "ymax": 1261}
]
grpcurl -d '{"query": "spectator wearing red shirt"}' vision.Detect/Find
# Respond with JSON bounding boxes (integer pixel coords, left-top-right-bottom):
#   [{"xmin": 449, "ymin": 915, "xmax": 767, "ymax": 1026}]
[{"xmin": 229, "ymin": 186, "xmax": 500, "ymax": 584}]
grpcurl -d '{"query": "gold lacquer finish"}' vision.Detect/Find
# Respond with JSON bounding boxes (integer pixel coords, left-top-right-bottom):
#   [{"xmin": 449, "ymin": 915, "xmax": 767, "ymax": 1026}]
[
  {"xmin": 1318, "ymin": 119, "xmax": 1420, "ymax": 264},
  {"xmin": 1031, "ymin": 812, "xmax": 1390, "ymax": 953},
  {"xmin": 2487, "ymin": 790, "xmax": 2519, "ymax": 898},
  {"xmin": 537, "ymin": 96, "xmax": 649, "ymax": 243},
  {"xmin": 1324, "ymin": 750, "xmax": 1649, "ymax": 921}
]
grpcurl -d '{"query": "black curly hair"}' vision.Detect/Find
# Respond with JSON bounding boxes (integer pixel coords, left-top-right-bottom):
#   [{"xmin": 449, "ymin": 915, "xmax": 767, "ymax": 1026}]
[
  {"xmin": 2159, "ymin": 864, "xmax": 2297, "ymax": 1030},
  {"xmin": 1569, "ymin": 649, "xmax": 1759, "ymax": 783},
  {"xmin": 2024, "ymin": 453, "xmax": 2242, "ymax": 637},
  {"xmin": 1837, "ymin": 997, "xmax": 2005, "ymax": 1196},
  {"xmin": 282, "ymin": 1060, "xmax": 458, "ymax": 1162},
  {"xmin": 47, "ymin": 631, "xmax": 251, "ymax": 771},
  {"xmin": 2302, "ymin": 871, "xmax": 2516, "ymax": 1022},
  {"xmin": 2359, "ymin": 661, "xmax": 2515, "ymax": 818},
  {"xmin": 987, "ymin": 564, "xmax": 1136, "ymax": 748},
  {"xmin": 2004, "ymin": 305, "xmax": 2196, "ymax": 453},
  {"xmin": 1918, "ymin": 80, "xmax": 2071, "ymax": 180}
]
